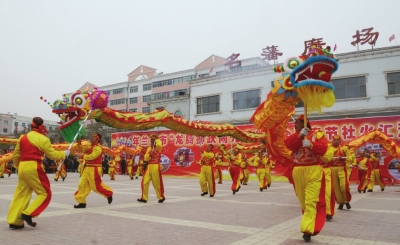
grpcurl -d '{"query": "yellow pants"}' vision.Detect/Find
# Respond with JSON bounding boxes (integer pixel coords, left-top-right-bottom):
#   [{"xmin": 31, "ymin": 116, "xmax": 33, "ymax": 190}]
[
  {"xmin": 135, "ymin": 166, "xmax": 143, "ymax": 178},
  {"xmin": 346, "ymin": 166, "xmax": 352, "ymax": 182},
  {"xmin": 78, "ymin": 164, "xmax": 83, "ymax": 176},
  {"xmin": 0, "ymin": 162, "xmax": 4, "ymax": 177},
  {"xmin": 127, "ymin": 166, "xmax": 133, "ymax": 179},
  {"xmin": 323, "ymin": 167, "xmax": 335, "ymax": 216},
  {"xmin": 74, "ymin": 166, "xmax": 113, "ymax": 204},
  {"xmin": 214, "ymin": 167, "xmax": 223, "ymax": 183},
  {"xmin": 140, "ymin": 164, "xmax": 165, "ymax": 201},
  {"xmin": 242, "ymin": 169, "xmax": 249, "ymax": 184},
  {"xmin": 256, "ymin": 168, "xmax": 266, "ymax": 188},
  {"xmin": 54, "ymin": 165, "xmax": 67, "ymax": 181},
  {"xmin": 368, "ymin": 169, "xmax": 385, "ymax": 190},
  {"xmin": 108, "ymin": 167, "xmax": 115, "ymax": 180},
  {"xmin": 199, "ymin": 165, "xmax": 215, "ymax": 195},
  {"xmin": 265, "ymin": 167, "xmax": 272, "ymax": 186},
  {"xmin": 331, "ymin": 166, "xmax": 351, "ymax": 204},
  {"xmin": 292, "ymin": 165, "xmax": 326, "ymax": 236},
  {"xmin": 7, "ymin": 161, "xmax": 52, "ymax": 226}
]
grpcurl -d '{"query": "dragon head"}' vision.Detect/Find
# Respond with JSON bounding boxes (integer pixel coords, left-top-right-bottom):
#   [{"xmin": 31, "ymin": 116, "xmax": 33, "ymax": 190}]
[
  {"xmin": 51, "ymin": 88, "xmax": 109, "ymax": 143},
  {"xmin": 273, "ymin": 45, "xmax": 339, "ymax": 112}
]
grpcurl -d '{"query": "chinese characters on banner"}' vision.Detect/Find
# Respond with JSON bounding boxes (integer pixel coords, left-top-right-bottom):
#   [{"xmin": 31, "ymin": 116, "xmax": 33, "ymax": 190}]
[
  {"xmin": 261, "ymin": 45, "xmax": 283, "ymax": 64},
  {"xmin": 224, "ymin": 53, "xmax": 241, "ymax": 69},
  {"xmin": 303, "ymin": 38, "xmax": 326, "ymax": 54},
  {"xmin": 351, "ymin": 27, "xmax": 379, "ymax": 46},
  {"xmin": 111, "ymin": 116, "xmax": 400, "ymax": 182}
]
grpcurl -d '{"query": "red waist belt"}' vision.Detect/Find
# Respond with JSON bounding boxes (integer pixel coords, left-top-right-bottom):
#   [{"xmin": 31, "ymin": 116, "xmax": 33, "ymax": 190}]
[{"xmin": 85, "ymin": 164, "xmax": 101, "ymax": 167}]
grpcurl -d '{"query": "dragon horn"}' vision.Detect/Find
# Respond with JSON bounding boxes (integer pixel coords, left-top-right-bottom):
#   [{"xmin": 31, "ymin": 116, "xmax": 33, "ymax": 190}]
[{"xmin": 273, "ymin": 65, "xmax": 284, "ymax": 73}]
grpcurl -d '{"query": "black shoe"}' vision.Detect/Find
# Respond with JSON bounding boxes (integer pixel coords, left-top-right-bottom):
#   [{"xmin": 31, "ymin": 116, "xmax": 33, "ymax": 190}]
[
  {"xmin": 131, "ymin": 177, "xmax": 133, "ymax": 180},
  {"xmin": 62, "ymin": 178, "xmax": 65, "ymax": 181},
  {"xmin": 135, "ymin": 177, "xmax": 138, "ymax": 179},
  {"xmin": 218, "ymin": 182, "xmax": 222, "ymax": 184},
  {"xmin": 260, "ymin": 188, "xmax": 263, "ymax": 192},
  {"xmin": 158, "ymin": 198, "xmax": 165, "ymax": 203},
  {"xmin": 137, "ymin": 198, "xmax": 147, "ymax": 203},
  {"xmin": 20, "ymin": 214, "xmax": 36, "ymax": 227},
  {"xmin": 8, "ymin": 173, "xmax": 11, "ymax": 177},
  {"xmin": 338, "ymin": 204, "xmax": 344, "ymax": 210},
  {"xmin": 54, "ymin": 179, "xmax": 58, "ymax": 182},
  {"xmin": 381, "ymin": 188, "xmax": 385, "ymax": 192},
  {"xmin": 267, "ymin": 184, "xmax": 271, "ymax": 187},
  {"xmin": 210, "ymin": 195, "xmax": 214, "ymax": 197},
  {"xmin": 346, "ymin": 203, "xmax": 351, "ymax": 209},
  {"xmin": 107, "ymin": 196, "xmax": 113, "ymax": 204},
  {"xmin": 9, "ymin": 224, "xmax": 24, "ymax": 229},
  {"xmin": 232, "ymin": 190, "xmax": 236, "ymax": 195},
  {"xmin": 303, "ymin": 232, "xmax": 311, "ymax": 242},
  {"xmin": 263, "ymin": 186, "xmax": 268, "ymax": 190},
  {"xmin": 358, "ymin": 190, "xmax": 361, "ymax": 193},
  {"xmin": 326, "ymin": 215, "xmax": 333, "ymax": 220},
  {"xmin": 363, "ymin": 189, "xmax": 366, "ymax": 193},
  {"xmin": 367, "ymin": 189, "xmax": 373, "ymax": 192},
  {"xmin": 201, "ymin": 192, "xmax": 208, "ymax": 196},
  {"xmin": 74, "ymin": 203, "xmax": 86, "ymax": 208},
  {"xmin": 236, "ymin": 186, "xmax": 241, "ymax": 192},
  {"xmin": 243, "ymin": 183, "xmax": 247, "ymax": 185},
  {"xmin": 0, "ymin": 176, "xmax": 4, "ymax": 178}
]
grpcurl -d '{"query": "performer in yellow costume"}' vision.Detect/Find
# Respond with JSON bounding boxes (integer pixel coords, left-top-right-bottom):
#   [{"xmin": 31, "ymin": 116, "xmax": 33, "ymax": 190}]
[
  {"xmin": 0, "ymin": 149, "xmax": 11, "ymax": 178},
  {"xmin": 367, "ymin": 152, "xmax": 385, "ymax": 192},
  {"xmin": 213, "ymin": 153, "xmax": 224, "ymax": 184},
  {"xmin": 248, "ymin": 151, "xmax": 267, "ymax": 191},
  {"xmin": 74, "ymin": 133, "xmax": 113, "ymax": 208},
  {"xmin": 356, "ymin": 151, "xmax": 370, "ymax": 193},
  {"xmin": 77, "ymin": 158, "xmax": 84, "ymax": 177},
  {"xmin": 322, "ymin": 160, "xmax": 334, "ymax": 220},
  {"xmin": 7, "ymin": 117, "xmax": 67, "ymax": 229},
  {"xmin": 135, "ymin": 148, "xmax": 146, "ymax": 179},
  {"xmin": 199, "ymin": 144, "xmax": 216, "ymax": 197},
  {"xmin": 54, "ymin": 160, "xmax": 67, "ymax": 181},
  {"xmin": 127, "ymin": 155, "xmax": 134, "ymax": 180},
  {"xmin": 230, "ymin": 148, "xmax": 242, "ymax": 194},
  {"xmin": 240, "ymin": 155, "xmax": 250, "ymax": 185},
  {"xmin": 137, "ymin": 134, "xmax": 165, "ymax": 203},
  {"xmin": 284, "ymin": 115, "xmax": 332, "ymax": 242},
  {"xmin": 328, "ymin": 135, "xmax": 355, "ymax": 211},
  {"xmin": 264, "ymin": 152, "xmax": 274, "ymax": 188},
  {"xmin": 108, "ymin": 157, "xmax": 116, "ymax": 180}
]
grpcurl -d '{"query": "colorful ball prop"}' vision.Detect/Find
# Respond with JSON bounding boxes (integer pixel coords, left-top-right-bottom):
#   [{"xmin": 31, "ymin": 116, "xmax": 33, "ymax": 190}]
[{"xmin": 90, "ymin": 89, "xmax": 109, "ymax": 109}]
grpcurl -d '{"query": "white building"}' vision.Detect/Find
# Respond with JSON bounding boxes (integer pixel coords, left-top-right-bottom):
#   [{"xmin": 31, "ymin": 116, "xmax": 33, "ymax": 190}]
[
  {"xmin": 0, "ymin": 113, "xmax": 60, "ymax": 135},
  {"xmin": 190, "ymin": 46, "xmax": 400, "ymax": 123}
]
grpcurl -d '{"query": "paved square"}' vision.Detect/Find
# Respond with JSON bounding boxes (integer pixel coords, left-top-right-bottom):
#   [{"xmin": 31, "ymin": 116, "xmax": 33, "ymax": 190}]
[{"xmin": 1, "ymin": 173, "xmax": 400, "ymax": 244}]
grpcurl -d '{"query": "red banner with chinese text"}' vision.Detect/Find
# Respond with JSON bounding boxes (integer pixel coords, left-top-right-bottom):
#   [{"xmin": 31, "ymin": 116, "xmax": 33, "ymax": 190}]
[{"xmin": 111, "ymin": 115, "xmax": 400, "ymax": 183}]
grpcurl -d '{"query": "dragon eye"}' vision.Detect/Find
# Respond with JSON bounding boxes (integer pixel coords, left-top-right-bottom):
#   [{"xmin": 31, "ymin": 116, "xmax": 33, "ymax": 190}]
[
  {"xmin": 283, "ymin": 57, "xmax": 303, "ymax": 72},
  {"xmin": 70, "ymin": 93, "xmax": 86, "ymax": 108}
]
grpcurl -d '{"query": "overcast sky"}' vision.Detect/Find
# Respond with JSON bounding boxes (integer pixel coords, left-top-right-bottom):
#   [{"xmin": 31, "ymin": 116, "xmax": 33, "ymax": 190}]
[{"xmin": 1, "ymin": 0, "xmax": 399, "ymax": 122}]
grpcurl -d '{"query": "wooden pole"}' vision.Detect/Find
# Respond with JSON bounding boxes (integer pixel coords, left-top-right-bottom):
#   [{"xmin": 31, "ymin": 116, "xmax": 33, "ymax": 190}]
[{"xmin": 303, "ymin": 104, "xmax": 308, "ymax": 130}]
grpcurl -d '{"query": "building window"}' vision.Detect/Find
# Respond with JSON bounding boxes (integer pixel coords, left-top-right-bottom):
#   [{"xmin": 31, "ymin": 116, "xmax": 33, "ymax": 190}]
[
  {"xmin": 182, "ymin": 75, "xmax": 195, "ymax": 83},
  {"xmin": 109, "ymin": 99, "xmax": 126, "ymax": 106},
  {"xmin": 49, "ymin": 126, "xmax": 53, "ymax": 131},
  {"xmin": 129, "ymin": 97, "xmax": 138, "ymax": 104},
  {"xmin": 129, "ymin": 108, "xmax": 137, "ymax": 112},
  {"xmin": 142, "ymin": 107, "xmax": 150, "ymax": 113},
  {"xmin": 173, "ymin": 77, "xmax": 183, "ymax": 84},
  {"xmin": 22, "ymin": 123, "xmax": 26, "ymax": 127},
  {"xmin": 105, "ymin": 90, "xmax": 111, "ymax": 95},
  {"xmin": 143, "ymin": 84, "xmax": 152, "ymax": 91},
  {"xmin": 233, "ymin": 89, "xmax": 261, "ymax": 110},
  {"xmin": 143, "ymin": 95, "xmax": 151, "ymax": 102},
  {"xmin": 174, "ymin": 110, "xmax": 184, "ymax": 117},
  {"xmin": 295, "ymin": 99, "xmax": 304, "ymax": 108},
  {"xmin": 130, "ymin": 86, "xmax": 138, "ymax": 93},
  {"xmin": 113, "ymin": 88, "xmax": 125, "ymax": 95},
  {"xmin": 332, "ymin": 76, "xmax": 366, "ymax": 99},
  {"xmin": 153, "ymin": 79, "xmax": 172, "ymax": 88},
  {"xmin": 388, "ymin": 72, "xmax": 400, "ymax": 95},
  {"xmin": 199, "ymin": 73, "xmax": 209, "ymax": 78},
  {"xmin": 14, "ymin": 122, "xmax": 18, "ymax": 126},
  {"xmin": 3, "ymin": 128, "xmax": 7, "ymax": 133},
  {"xmin": 4, "ymin": 120, "xmax": 8, "ymax": 125},
  {"xmin": 197, "ymin": 95, "xmax": 220, "ymax": 114}
]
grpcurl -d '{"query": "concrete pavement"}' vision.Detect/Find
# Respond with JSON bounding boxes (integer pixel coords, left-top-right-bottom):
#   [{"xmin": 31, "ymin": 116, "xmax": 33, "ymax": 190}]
[{"xmin": 1, "ymin": 173, "xmax": 400, "ymax": 245}]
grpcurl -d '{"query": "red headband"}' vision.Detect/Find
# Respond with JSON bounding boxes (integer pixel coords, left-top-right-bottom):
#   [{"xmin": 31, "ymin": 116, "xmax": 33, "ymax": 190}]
[{"xmin": 32, "ymin": 121, "xmax": 49, "ymax": 135}]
